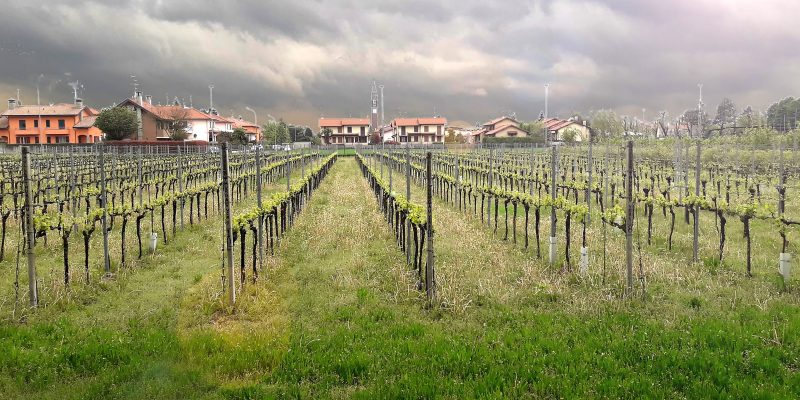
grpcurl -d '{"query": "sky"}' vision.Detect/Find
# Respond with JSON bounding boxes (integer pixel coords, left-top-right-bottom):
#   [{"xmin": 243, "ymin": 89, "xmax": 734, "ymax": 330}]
[{"xmin": 1, "ymin": 0, "xmax": 799, "ymax": 128}]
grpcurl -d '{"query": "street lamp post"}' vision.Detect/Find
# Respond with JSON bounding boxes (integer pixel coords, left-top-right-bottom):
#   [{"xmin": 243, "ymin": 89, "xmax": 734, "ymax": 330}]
[
  {"xmin": 544, "ymin": 83, "xmax": 550, "ymax": 143},
  {"xmin": 245, "ymin": 106, "xmax": 258, "ymax": 142}
]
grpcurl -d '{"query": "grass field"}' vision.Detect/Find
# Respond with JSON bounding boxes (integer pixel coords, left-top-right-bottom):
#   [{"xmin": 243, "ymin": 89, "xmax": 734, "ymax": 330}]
[{"xmin": 1, "ymin": 157, "xmax": 799, "ymax": 399}]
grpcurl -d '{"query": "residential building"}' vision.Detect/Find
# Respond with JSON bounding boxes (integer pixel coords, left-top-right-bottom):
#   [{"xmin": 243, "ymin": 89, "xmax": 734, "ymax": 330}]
[
  {"xmin": 319, "ymin": 118, "xmax": 370, "ymax": 144},
  {"xmin": 0, "ymin": 98, "xmax": 102, "ymax": 144},
  {"xmin": 118, "ymin": 94, "xmax": 253, "ymax": 142},
  {"xmin": 472, "ymin": 116, "xmax": 527, "ymax": 143},
  {"xmin": 389, "ymin": 117, "xmax": 447, "ymax": 144},
  {"xmin": 225, "ymin": 116, "xmax": 260, "ymax": 142},
  {"xmin": 542, "ymin": 118, "xmax": 590, "ymax": 142}
]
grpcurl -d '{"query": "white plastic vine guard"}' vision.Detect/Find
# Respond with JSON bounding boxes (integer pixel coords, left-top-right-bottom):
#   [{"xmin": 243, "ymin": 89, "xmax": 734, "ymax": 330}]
[
  {"xmin": 150, "ymin": 232, "xmax": 158, "ymax": 253},
  {"xmin": 549, "ymin": 236, "xmax": 557, "ymax": 265},
  {"xmin": 779, "ymin": 253, "xmax": 791, "ymax": 280},
  {"xmin": 580, "ymin": 247, "xmax": 589, "ymax": 275}
]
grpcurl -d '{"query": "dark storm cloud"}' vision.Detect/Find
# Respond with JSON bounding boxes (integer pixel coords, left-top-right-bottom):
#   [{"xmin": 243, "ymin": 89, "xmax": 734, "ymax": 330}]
[{"xmin": 1, "ymin": 0, "xmax": 799, "ymax": 127}]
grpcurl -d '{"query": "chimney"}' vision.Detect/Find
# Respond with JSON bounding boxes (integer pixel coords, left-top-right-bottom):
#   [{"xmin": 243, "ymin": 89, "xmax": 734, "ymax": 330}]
[
  {"xmin": 135, "ymin": 91, "xmax": 143, "ymax": 105},
  {"xmin": 146, "ymin": 95, "xmax": 152, "ymax": 105},
  {"xmin": 7, "ymin": 98, "xmax": 15, "ymax": 111},
  {"xmin": 75, "ymin": 98, "xmax": 83, "ymax": 108}
]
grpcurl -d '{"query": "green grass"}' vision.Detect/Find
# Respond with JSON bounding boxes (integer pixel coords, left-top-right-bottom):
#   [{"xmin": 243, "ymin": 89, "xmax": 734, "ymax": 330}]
[{"xmin": 1, "ymin": 158, "xmax": 799, "ymax": 399}]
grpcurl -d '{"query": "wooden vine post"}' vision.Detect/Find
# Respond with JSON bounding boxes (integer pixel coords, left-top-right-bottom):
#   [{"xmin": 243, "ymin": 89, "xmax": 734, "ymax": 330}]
[
  {"xmin": 221, "ymin": 142, "xmax": 236, "ymax": 304},
  {"xmin": 406, "ymin": 143, "xmax": 412, "ymax": 265},
  {"xmin": 21, "ymin": 146, "xmax": 38, "ymax": 307},
  {"xmin": 425, "ymin": 151, "xmax": 435, "ymax": 304},
  {"xmin": 625, "ymin": 141, "xmax": 634, "ymax": 294},
  {"xmin": 255, "ymin": 146, "xmax": 264, "ymax": 275},
  {"xmin": 549, "ymin": 145, "xmax": 557, "ymax": 265},
  {"xmin": 693, "ymin": 141, "xmax": 701, "ymax": 263},
  {"xmin": 99, "ymin": 144, "xmax": 111, "ymax": 275}
]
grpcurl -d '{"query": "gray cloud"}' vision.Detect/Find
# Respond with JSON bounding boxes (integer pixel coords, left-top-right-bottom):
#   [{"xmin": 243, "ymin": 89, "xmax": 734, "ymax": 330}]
[{"xmin": 1, "ymin": 0, "xmax": 799, "ymax": 128}]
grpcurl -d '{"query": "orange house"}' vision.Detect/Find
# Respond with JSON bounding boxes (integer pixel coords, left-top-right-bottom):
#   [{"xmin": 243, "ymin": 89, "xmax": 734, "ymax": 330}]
[
  {"xmin": 0, "ymin": 99, "xmax": 103, "ymax": 144},
  {"xmin": 226, "ymin": 116, "xmax": 261, "ymax": 142}
]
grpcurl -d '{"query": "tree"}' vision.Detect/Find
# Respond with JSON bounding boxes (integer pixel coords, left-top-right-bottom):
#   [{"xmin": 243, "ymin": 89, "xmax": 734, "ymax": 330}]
[
  {"xmin": 95, "ymin": 107, "xmax": 138, "ymax": 140},
  {"xmin": 217, "ymin": 127, "xmax": 249, "ymax": 145},
  {"xmin": 165, "ymin": 108, "xmax": 190, "ymax": 140},
  {"xmin": 737, "ymin": 106, "xmax": 767, "ymax": 129},
  {"xmin": 519, "ymin": 120, "xmax": 545, "ymax": 135},
  {"xmin": 261, "ymin": 120, "xmax": 290, "ymax": 144},
  {"xmin": 766, "ymin": 97, "xmax": 800, "ymax": 131},
  {"xmin": 561, "ymin": 127, "xmax": 579, "ymax": 143},
  {"xmin": 681, "ymin": 109, "xmax": 709, "ymax": 138},
  {"xmin": 369, "ymin": 131, "xmax": 382, "ymax": 144},
  {"xmin": 713, "ymin": 98, "xmax": 737, "ymax": 126},
  {"xmin": 588, "ymin": 109, "xmax": 623, "ymax": 139},
  {"xmin": 444, "ymin": 127, "xmax": 458, "ymax": 143}
]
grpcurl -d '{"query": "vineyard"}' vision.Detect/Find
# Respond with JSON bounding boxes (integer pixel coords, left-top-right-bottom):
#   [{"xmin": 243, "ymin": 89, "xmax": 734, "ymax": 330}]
[{"xmin": 1, "ymin": 141, "xmax": 799, "ymax": 398}]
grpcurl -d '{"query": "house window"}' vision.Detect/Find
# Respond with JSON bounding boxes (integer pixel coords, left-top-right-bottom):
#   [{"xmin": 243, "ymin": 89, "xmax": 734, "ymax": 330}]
[
  {"xmin": 424, "ymin": 125, "xmax": 429, "ymax": 133},
  {"xmin": 34, "ymin": 120, "xmax": 39, "ymax": 128},
  {"xmin": 58, "ymin": 119, "xmax": 65, "ymax": 129},
  {"xmin": 45, "ymin": 120, "xmax": 51, "ymax": 128},
  {"xmin": 413, "ymin": 135, "xmax": 418, "ymax": 142},
  {"xmin": 56, "ymin": 136, "xmax": 69, "ymax": 144},
  {"xmin": 337, "ymin": 127, "xmax": 342, "ymax": 133},
  {"xmin": 18, "ymin": 120, "xmax": 26, "ymax": 130},
  {"xmin": 347, "ymin": 126, "xmax": 352, "ymax": 133},
  {"xmin": 360, "ymin": 126, "xmax": 365, "ymax": 135},
  {"xmin": 401, "ymin": 127, "xmax": 406, "ymax": 135}
]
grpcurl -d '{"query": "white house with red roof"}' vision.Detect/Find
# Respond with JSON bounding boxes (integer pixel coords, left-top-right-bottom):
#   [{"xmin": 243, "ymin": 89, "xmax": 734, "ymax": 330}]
[
  {"xmin": 388, "ymin": 117, "xmax": 447, "ymax": 144},
  {"xmin": 472, "ymin": 116, "xmax": 527, "ymax": 143},
  {"xmin": 318, "ymin": 117, "xmax": 370, "ymax": 144},
  {"xmin": 542, "ymin": 118, "xmax": 589, "ymax": 142}
]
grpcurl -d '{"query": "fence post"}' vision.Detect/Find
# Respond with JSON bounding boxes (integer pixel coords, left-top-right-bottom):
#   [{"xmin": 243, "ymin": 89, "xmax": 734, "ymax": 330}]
[
  {"xmin": 221, "ymin": 142, "xmax": 236, "ymax": 304},
  {"xmin": 99, "ymin": 144, "xmax": 111, "ymax": 274},
  {"xmin": 21, "ymin": 147, "xmax": 38, "ymax": 307},
  {"xmin": 549, "ymin": 145, "xmax": 558, "ymax": 265},
  {"xmin": 406, "ymin": 143, "xmax": 412, "ymax": 265},
  {"xmin": 454, "ymin": 155, "xmax": 460, "ymax": 208},
  {"xmin": 286, "ymin": 146, "xmax": 291, "ymax": 192},
  {"xmin": 488, "ymin": 147, "xmax": 494, "ymax": 226},
  {"xmin": 625, "ymin": 141, "xmax": 634, "ymax": 294},
  {"xmin": 256, "ymin": 146, "xmax": 264, "ymax": 274},
  {"xmin": 587, "ymin": 138, "xmax": 593, "ymax": 224},
  {"xmin": 693, "ymin": 141, "xmax": 700, "ymax": 263},
  {"xmin": 178, "ymin": 145, "xmax": 184, "ymax": 228},
  {"xmin": 425, "ymin": 152, "xmax": 435, "ymax": 304}
]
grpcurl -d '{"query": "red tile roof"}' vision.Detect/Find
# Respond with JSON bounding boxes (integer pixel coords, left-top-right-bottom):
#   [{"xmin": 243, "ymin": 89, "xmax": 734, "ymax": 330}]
[
  {"xmin": 2, "ymin": 103, "xmax": 85, "ymax": 117},
  {"xmin": 74, "ymin": 115, "xmax": 98, "ymax": 128},
  {"xmin": 543, "ymin": 118, "xmax": 576, "ymax": 131},
  {"xmin": 391, "ymin": 117, "xmax": 447, "ymax": 127},
  {"xmin": 482, "ymin": 116, "xmax": 517, "ymax": 127},
  {"xmin": 319, "ymin": 117, "xmax": 370, "ymax": 127}
]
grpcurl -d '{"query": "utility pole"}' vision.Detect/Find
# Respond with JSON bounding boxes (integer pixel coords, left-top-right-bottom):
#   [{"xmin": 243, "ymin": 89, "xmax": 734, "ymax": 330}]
[
  {"xmin": 379, "ymin": 84, "xmax": 385, "ymax": 127},
  {"xmin": 544, "ymin": 83, "xmax": 550, "ymax": 144}
]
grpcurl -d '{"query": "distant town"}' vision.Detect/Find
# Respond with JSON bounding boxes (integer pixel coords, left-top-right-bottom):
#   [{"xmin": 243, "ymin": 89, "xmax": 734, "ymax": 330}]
[{"xmin": 1, "ymin": 79, "xmax": 796, "ymax": 146}]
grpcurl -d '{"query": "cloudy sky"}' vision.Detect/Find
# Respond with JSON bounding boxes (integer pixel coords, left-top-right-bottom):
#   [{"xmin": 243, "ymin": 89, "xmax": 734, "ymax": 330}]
[{"xmin": 1, "ymin": 0, "xmax": 799, "ymax": 128}]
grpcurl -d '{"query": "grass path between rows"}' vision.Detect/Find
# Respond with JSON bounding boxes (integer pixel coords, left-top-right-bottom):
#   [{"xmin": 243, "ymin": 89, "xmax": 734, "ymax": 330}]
[{"xmin": 2, "ymin": 156, "xmax": 799, "ymax": 399}]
